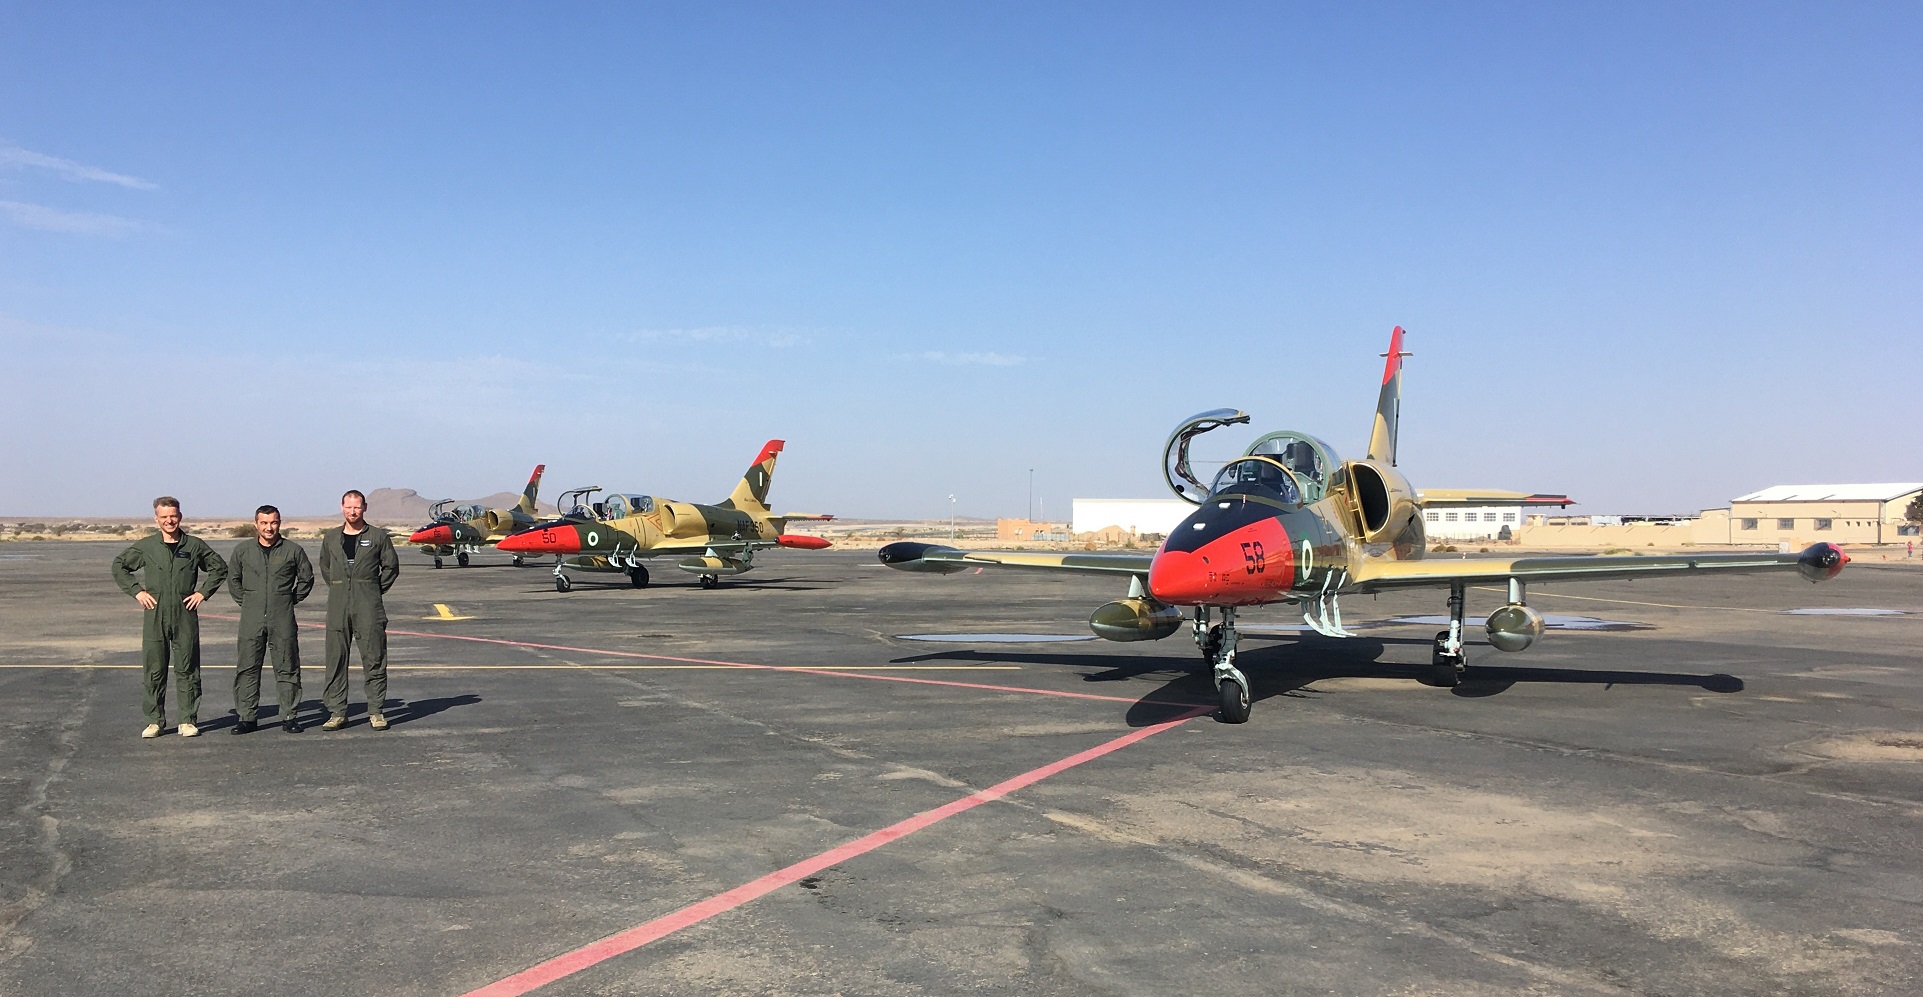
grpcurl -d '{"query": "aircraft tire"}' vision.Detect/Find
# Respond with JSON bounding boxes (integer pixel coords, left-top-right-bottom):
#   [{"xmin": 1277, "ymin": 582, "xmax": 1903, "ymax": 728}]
[
  {"xmin": 1217, "ymin": 678, "xmax": 1251, "ymax": 724},
  {"xmin": 457, "ymin": 552, "xmax": 470, "ymax": 568},
  {"xmin": 433, "ymin": 557, "xmax": 443, "ymax": 569},
  {"xmin": 698, "ymin": 574, "xmax": 719, "ymax": 590},
  {"xmin": 555, "ymin": 575, "xmax": 572, "ymax": 593},
  {"xmin": 512, "ymin": 556, "xmax": 524, "ymax": 567},
  {"xmin": 630, "ymin": 566, "xmax": 650, "ymax": 589}
]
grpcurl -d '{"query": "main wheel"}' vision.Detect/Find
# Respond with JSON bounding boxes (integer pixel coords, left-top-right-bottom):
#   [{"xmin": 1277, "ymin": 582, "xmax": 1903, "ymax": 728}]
[
  {"xmin": 457, "ymin": 551, "xmax": 470, "ymax": 568},
  {"xmin": 699, "ymin": 574, "xmax": 719, "ymax": 590},
  {"xmin": 433, "ymin": 557, "xmax": 443, "ymax": 569},
  {"xmin": 1430, "ymin": 630, "xmax": 1462, "ymax": 687},
  {"xmin": 555, "ymin": 575, "xmax": 573, "ymax": 593},
  {"xmin": 629, "ymin": 565, "xmax": 650, "ymax": 588},
  {"xmin": 512, "ymin": 556, "xmax": 524, "ymax": 567},
  {"xmin": 1217, "ymin": 678, "xmax": 1252, "ymax": 724}
]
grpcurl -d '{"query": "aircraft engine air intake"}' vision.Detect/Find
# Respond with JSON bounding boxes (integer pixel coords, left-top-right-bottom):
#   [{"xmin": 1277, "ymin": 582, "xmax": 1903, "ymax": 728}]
[
  {"xmin": 482, "ymin": 508, "xmax": 516, "ymax": 533},
  {"xmin": 1089, "ymin": 597, "xmax": 1184, "ymax": 642},
  {"xmin": 677, "ymin": 555, "xmax": 750, "ymax": 576},
  {"xmin": 1485, "ymin": 604, "xmax": 1545, "ymax": 652},
  {"xmin": 1344, "ymin": 460, "xmax": 1419, "ymax": 544},
  {"xmin": 659, "ymin": 503, "xmax": 709, "ymax": 539}
]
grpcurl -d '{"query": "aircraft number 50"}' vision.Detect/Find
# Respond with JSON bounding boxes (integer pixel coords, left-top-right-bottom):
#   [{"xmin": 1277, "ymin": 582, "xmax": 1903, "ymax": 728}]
[{"xmin": 1240, "ymin": 541, "xmax": 1265, "ymax": 575}]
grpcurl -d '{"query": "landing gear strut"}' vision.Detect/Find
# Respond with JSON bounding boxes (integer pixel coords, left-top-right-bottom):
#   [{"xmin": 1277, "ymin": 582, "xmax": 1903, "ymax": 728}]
[
  {"xmin": 1195, "ymin": 606, "xmax": 1251, "ymax": 724},
  {"xmin": 1431, "ymin": 582, "xmax": 1466, "ymax": 687}
]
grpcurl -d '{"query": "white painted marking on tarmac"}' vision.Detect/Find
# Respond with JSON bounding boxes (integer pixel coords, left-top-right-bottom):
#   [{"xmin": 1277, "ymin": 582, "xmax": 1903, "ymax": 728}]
[
  {"xmin": 896, "ymin": 633, "xmax": 1097, "ymax": 643},
  {"xmin": 1782, "ymin": 608, "xmax": 1907, "ymax": 616},
  {"xmin": 1387, "ymin": 614, "xmax": 1652, "ymax": 632}
]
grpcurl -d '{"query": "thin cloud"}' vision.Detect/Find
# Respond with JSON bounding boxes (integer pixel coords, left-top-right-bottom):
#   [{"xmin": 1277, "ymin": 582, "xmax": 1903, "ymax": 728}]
[
  {"xmin": 916, "ymin": 350, "xmax": 1030, "ymax": 366},
  {"xmin": 622, "ymin": 326, "xmax": 807, "ymax": 348},
  {"xmin": 0, "ymin": 200, "xmax": 144, "ymax": 237},
  {"xmin": 0, "ymin": 145, "xmax": 158, "ymax": 190}
]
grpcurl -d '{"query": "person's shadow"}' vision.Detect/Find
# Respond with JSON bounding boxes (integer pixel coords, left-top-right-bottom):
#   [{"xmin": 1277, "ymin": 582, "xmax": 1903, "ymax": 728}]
[{"xmin": 210, "ymin": 694, "xmax": 484, "ymax": 731}]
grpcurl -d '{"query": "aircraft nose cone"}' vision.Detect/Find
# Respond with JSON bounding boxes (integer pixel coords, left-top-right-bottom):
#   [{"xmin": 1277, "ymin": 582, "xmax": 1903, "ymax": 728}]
[
  {"xmin": 498, "ymin": 526, "xmax": 581, "ymax": 554},
  {"xmin": 409, "ymin": 525, "xmax": 454, "ymax": 544},
  {"xmin": 1148, "ymin": 548, "xmax": 1215, "ymax": 605}
]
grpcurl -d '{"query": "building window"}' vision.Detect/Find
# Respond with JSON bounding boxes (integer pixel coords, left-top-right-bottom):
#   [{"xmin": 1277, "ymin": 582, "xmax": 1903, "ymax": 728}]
[
  {"xmin": 1502, "ymin": 513, "xmax": 1516, "ymax": 522},
  {"xmin": 1777, "ymin": 518, "xmax": 1795, "ymax": 530},
  {"xmin": 1815, "ymin": 518, "xmax": 1832, "ymax": 531},
  {"xmin": 1425, "ymin": 511, "xmax": 1438, "ymax": 522},
  {"xmin": 1900, "ymin": 525, "xmax": 1921, "ymax": 536},
  {"xmin": 1444, "ymin": 512, "xmax": 1458, "ymax": 522},
  {"xmin": 1740, "ymin": 519, "xmax": 1757, "ymax": 530},
  {"xmin": 1484, "ymin": 512, "xmax": 1498, "ymax": 522}
]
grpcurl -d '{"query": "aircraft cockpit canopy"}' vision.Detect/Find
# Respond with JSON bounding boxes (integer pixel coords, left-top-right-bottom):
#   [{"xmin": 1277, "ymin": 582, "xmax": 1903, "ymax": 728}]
[
  {"xmin": 600, "ymin": 494, "xmax": 656, "ymax": 520},
  {"xmin": 1208, "ymin": 457, "xmax": 1302, "ymax": 505},
  {"xmin": 452, "ymin": 503, "xmax": 485, "ymax": 522},
  {"xmin": 1245, "ymin": 431, "xmax": 1338, "ymax": 502}
]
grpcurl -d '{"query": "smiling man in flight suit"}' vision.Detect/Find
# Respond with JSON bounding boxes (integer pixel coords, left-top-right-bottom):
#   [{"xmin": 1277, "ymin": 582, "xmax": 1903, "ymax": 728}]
[
  {"xmin": 229, "ymin": 504, "xmax": 314, "ymax": 734},
  {"xmin": 111, "ymin": 496, "xmax": 228, "ymax": 739},
  {"xmin": 318, "ymin": 489, "xmax": 400, "ymax": 731}
]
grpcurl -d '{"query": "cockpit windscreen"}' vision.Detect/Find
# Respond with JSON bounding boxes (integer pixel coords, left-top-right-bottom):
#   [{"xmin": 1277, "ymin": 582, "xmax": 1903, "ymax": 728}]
[{"xmin": 1208, "ymin": 458, "xmax": 1301, "ymax": 504}]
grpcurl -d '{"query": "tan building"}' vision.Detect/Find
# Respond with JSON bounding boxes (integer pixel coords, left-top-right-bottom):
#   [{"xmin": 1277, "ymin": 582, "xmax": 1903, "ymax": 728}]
[
  {"xmin": 995, "ymin": 518, "xmax": 1069, "ymax": 542},
  {"xmin": 1724, "ymin": 483, "xmax": 1923, "ymax": 547}
]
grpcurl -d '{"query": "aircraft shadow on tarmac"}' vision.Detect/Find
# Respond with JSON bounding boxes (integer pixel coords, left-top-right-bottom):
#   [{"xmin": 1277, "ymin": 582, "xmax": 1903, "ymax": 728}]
[
  {"xmin": 526, "ymin": 577, "xmax": 828, "ymax": 593},
  {"xmin": 204, "ymin": 694, "xmax": 484, "ymax": 732},
  {"xmin": 892, "ymin": 635, "xmax": 1744, "ymax": 727}
]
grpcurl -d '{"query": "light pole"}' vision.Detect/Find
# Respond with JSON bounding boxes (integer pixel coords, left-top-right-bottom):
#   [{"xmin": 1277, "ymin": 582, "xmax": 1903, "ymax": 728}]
[
  {"xmin": 1028, "ymin": 469, "xmax": 1034, "ymax": 523},
  {"xmin": 948, "ymin": 495, "xmax": 956, "ymax": 538}
]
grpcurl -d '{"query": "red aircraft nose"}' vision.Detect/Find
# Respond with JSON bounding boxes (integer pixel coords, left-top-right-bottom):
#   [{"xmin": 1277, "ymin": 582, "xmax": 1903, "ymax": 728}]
[
  {"xmin": 1147, "ymin": 548, "xmax": 1215, "ymax": 605},
  {"xmin": 497, "ymin": 526, "xmax": 581, "ymax": 555},
  {"xmin": 409, "ymin": 525, "xmax": 454, "ymax": 545}
]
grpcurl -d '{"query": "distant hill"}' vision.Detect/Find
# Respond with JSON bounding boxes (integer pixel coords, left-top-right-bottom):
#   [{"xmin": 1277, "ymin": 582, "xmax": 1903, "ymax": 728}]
[{"xmin": 363, "ymin": 488, "xmax": 558, "ymax": 526}]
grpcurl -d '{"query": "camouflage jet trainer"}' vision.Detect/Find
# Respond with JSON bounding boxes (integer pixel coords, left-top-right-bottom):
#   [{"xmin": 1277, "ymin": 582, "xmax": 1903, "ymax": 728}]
[
  {"xmin": 406, "ymin": 464, "xmax": 547, "ymax": 568},
  {"xmin": 880, "ymin": 327, "xmax": 1849, "ymax": 723},
  {"xmin": 496, "ymin": 440, "xmax": 832, "ymax": 591}
]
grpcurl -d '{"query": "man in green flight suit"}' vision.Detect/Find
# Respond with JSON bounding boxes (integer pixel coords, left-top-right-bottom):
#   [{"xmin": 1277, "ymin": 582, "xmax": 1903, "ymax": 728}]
[
  {"xmin": 319, "ymin": 489, "xmax": 400, "ymax": 731},
  {"xmin": 229, "ymin": 504, "xmax": 314, "ymax": 734},
  {"xmin": 111, "ymin": 496, "xmax": 228, "ymax": 739}
]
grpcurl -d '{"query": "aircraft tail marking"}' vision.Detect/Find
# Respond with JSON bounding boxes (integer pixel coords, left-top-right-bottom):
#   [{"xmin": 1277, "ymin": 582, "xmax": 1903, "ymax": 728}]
[
  {"xmin": 1367, "ymin": 326, "xmax": 1409, "ymax": 466},
  {"xmin": 723, "ymin": 440, "xmax": 783, "ymax": 513},
  {"xmin": 518, "ymin": 464, "xmax": 546, "ymax": 515}
]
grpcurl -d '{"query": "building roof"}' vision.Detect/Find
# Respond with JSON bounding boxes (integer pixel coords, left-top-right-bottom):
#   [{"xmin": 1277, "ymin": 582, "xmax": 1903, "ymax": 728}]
[
  {"xmin": 1732, "ymin": 483, "xmax": 1923, "ymax": 503},
  {"xmin": 1418, "ymin": 489, "xmax": 1574, "ymax": 508}
]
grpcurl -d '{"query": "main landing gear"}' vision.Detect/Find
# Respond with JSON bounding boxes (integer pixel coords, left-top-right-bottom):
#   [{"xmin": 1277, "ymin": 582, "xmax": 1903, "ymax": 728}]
[
  {"xmin": 629, "ymin": 566, "xmax": 650, "ymax": 589},
  {"xmin": 698, "ymin": 574, "xmax": 720, "ymax": 590},
  {"xmin": 1430, "ymin": 582, "xmax": 1467, "ymax": 688},
  {"xmin": 1194, "ymin": 607, "xmax": 1251, "ymax": 724},
  {"xmin": 457, "ymin": 551, "xmax": 470, "ymax": 568}
]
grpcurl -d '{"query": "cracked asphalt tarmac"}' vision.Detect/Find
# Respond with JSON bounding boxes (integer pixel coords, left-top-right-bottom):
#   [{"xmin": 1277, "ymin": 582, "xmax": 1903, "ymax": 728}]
[{"xmin": 3, "ymin": 540, "xmax": 1921, "ymax": 995}]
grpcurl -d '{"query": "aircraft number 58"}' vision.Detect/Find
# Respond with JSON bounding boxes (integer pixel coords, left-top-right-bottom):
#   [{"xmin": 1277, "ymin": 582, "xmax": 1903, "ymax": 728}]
[{"xmin": 1240, "ymin": 541, "xmax": 1266, "ymax": 575}]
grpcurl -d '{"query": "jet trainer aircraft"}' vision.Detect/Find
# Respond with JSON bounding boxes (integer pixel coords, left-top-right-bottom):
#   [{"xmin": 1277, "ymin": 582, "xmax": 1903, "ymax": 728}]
[
  {"xmin": 406, "ymin": 464, "xmax": 547, "ymax": 568},
  {"xmin": 879, "ymin": 327, "xmax": 1849, "ymax": 723},
  {"xmin": 496, "ymin": 440, "xmax": 832, "ymax": 591}
]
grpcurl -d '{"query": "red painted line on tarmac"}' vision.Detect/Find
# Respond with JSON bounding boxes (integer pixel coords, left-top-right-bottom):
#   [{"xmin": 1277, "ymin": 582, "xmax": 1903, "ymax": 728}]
[
  {"xmin": 201, "ymin": 615, "xmax": 1207, "ymax": 709},
  {"xmin": 459, "ymin": 706, "xmax": 1212, "ymax": 997}
]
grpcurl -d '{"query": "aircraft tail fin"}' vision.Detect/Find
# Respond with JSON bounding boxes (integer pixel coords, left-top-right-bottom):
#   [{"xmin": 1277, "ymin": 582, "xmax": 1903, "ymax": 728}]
[
  {"xmin": 517, "ymin": 464, "xmax": 546, "ymax": 515},
  {"xmin": 1366, "ymin": 326, "xmax": 1409, "ymax": 466},
  {"xmin": 723, "ymin": 441, "xmax": 783, "ymax": 513}
]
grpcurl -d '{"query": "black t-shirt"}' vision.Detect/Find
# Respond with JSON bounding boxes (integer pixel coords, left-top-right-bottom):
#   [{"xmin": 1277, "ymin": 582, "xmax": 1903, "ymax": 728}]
[
  {"xmin": 164, "ymin": 540, "xmax": 180, "ymax": 557},
  {"xmin": 341, "ymin": 529, "xmax": 360, "ymax": 564}
]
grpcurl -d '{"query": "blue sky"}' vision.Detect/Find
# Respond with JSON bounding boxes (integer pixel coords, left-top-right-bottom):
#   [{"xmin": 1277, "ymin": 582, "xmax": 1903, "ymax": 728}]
[{"xmin": 3, "ymin": 2, "xmax": 1918, "ymax": 519}]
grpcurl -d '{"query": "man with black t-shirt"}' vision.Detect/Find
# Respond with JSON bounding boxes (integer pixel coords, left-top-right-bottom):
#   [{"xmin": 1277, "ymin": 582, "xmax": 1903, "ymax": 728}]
[
  {"xmin": 318, "ymin": 489, "xmax": 400, "ymax": 731},
  {"xmin": 111, "ymin": 496, "xmax": 228, "ymax": 739}
]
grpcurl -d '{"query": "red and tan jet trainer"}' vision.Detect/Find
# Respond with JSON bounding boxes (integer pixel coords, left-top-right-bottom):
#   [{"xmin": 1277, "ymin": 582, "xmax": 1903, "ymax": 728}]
[
  {"xmin": 879, "ymin": 327, "xmax": 1848, "ymax": 723},
  {"xmin": 497, "ymin": 440, "xmax": 833, "ymax": 591}
]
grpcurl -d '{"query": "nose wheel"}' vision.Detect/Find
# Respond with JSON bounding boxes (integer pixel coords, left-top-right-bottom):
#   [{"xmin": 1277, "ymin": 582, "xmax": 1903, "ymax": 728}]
[
  {"xmin": 554, "ymin": 573, "xmax": 573, "ymax": 593},
  {"xmin": 432, "ymin": 557, "xmax": 443, "ymax": 569}
]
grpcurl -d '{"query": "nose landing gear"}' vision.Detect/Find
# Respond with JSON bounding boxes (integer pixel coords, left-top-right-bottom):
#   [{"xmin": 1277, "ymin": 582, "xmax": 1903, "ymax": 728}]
[
  {"xmin": 1430, "ymin": 582, "xmax": 1466, "ymax": 687},
  {"xmin": 1196, "ymin": 606, "xmax": 1251, "ymax": 724}
]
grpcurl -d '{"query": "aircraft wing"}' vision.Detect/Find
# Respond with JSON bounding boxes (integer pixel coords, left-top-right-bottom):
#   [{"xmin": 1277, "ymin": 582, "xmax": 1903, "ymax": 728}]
[
  {"xmin": 878, "ymin": 542, "xmax": 1152, "ymax": 576},
  {"xmin": 1348, "ymin": 544, "xmax": 1847, "ymax": 592}
]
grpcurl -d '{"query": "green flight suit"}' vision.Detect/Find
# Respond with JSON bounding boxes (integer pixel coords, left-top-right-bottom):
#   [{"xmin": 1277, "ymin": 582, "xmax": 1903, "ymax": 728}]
[
  {"xmin": 318, "ymin": 525, "xmax": 400, "ymax": 718},
  {"xmin": 229, "ymin": 536, "xmax": 315, "ymax": 723},
  {"xmin": 111, "ymin": 532, "xmax": 228, "ymax": 725}
]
